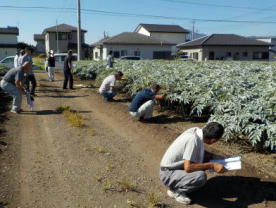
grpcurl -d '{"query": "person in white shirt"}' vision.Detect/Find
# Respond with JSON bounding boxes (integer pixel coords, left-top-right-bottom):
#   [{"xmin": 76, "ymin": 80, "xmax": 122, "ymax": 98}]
[
  {"xmin": 160, "ymin": 122, "xmax": 226, "ymax": 205},
  {"xmin": 99, "ymin": 71, "xmax": 126, "ymax": 102},
  {"xmin": 14, "ymin": 50, "xmax": 20, "ymax": 68}
]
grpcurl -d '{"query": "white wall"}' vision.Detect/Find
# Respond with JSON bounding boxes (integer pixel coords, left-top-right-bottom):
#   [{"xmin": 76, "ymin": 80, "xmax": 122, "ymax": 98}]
[
  {"xmin": 0, "ymin": 34, "xmax": 17, "ymax": 44},
  {"xmin": 96, "ymin": 44, "xmax": 172, "ymax": 60},
  {"xmin": 0, "ymin": 48, "xmax": 16, "ymax": 60},
  {"xmin": 136, "ymin": 27, "xmax": 151, "ymax": 36},
  {"xmin": 150, "ymin": 32, "xmax": 186, "ymax": 44},
  {"xmin": 257, "ymin": 38, "xmax": 276, "ymax": 61}
]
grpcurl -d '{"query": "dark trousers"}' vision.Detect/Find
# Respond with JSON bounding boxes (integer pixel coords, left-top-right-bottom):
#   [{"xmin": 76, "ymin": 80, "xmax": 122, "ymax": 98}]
[
  {"xmin": 25, "ymin": 74, "xmax": 37, "ymax": 95},
  {"xmin": 63, "ymin": 70, "xmax": 73, "ymax": 89}
]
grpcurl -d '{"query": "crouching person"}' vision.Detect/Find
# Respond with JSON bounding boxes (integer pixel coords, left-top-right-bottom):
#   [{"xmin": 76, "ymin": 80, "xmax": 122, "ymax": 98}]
[
  {"xmin": 129, "ymin": 84, "xmax": 165, "ymax": 122},
  {"xmin": 0, "ymin": 62, "xmax": 31, "ymax": 113},
  {"xmin": 99, "ymin": 71, "xmax": 126, "ymax": 102},
  {"xmin": 159, "ymin": 122, "xmax": 226, "ymax": 205}
]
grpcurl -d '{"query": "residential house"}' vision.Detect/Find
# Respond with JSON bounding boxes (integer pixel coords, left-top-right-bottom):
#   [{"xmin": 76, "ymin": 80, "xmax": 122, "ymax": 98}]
[
  {"xmin": 33, "ymin": 34, "xmax": 45, "ymax": 54},
  {"xmin": 135, "ymin": 23, "xmax": 190, "ymax": 54},
  {"xmin": 177, "ymin": 34, "xmax": 272, "ymax": 61},
  {"xmin": 0, "ymin": 26, "xmax": 19, "ymax": 60},
  {"xmin": 92, "ymin": 32, "xmax": 174, "ymax": 60},
  {"xmin": 35, "ymin": 24, "xmax": 88, "ymax": 58},
  {"xmin": 253, "ymin": 36, "xmax": 276, "ymax": 61}
]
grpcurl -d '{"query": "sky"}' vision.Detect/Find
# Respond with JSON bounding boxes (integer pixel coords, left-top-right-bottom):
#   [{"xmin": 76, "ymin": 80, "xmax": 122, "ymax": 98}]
[{"xmin": 0, "ymin": 0, "xmax": 276, "ymax": 45}]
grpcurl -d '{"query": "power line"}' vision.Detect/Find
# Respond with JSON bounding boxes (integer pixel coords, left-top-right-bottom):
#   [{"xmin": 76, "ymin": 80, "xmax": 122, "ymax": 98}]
[
  {"xmin": 1, "ymin": 5, "xmax": 276, "ymax": 24},
  {"xmin": 159, "ymin": 0, "xmax": 276, "ymax": 11}
]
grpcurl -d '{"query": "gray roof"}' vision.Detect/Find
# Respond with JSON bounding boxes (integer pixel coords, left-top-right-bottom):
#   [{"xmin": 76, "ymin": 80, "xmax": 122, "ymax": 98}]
[
  {"xmin": 135, "ymin": 24, "xmax": 189, "ymax": 33},
  {"xmin": 43, "ymin": 24, "xmax": 87, "ymax": 33},
  {"xmin": 0, "ymin": 27, "xmax": 19, "ymax": 35},
  {"xmin": 177, "ymin": 34, "xmax": 272, "ymax": 48},
  {"xmin": 34, "ymin": 34, "xmax": 45, "ymax": 41},
  {"xmin": 95, "ymin": 32, "xmax": 175, "ymax": 46}
]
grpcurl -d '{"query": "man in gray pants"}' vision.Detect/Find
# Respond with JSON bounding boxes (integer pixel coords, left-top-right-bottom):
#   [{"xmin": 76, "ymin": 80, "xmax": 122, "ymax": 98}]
[
  {"xmin": 0, "ymin": 62, "xmax": 31, "ymax": 113},
  {"xmin": 160, "ymin": 122, "xmax": 226, "ymax": 205}
]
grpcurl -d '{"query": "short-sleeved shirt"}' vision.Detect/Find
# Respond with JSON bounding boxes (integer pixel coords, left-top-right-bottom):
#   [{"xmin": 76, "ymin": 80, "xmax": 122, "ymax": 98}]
[
  {"xmin": 20, "ymin": 55, "xmax": 33, "ymax": 75},
  {"xmin": 129, "ymin": 88, "xmax": 156, "ymax": 112},
  {"xmin": 64, "ymin": 55, "xmax": 72, "ymax": 71},
  {"xmin": 48, "ymin": 56, "xmax": 55, "ymax": 67},
  {"xmin": 3, "ymin": 66, "xmax": 24, "ymax": 85},
  {"xmin": 99, "ymin": 75, "xmax": 116, "ymax": 94},
  {"xmin": 160, "ymin": 127, "xmax": 204, "ymax": 170}
]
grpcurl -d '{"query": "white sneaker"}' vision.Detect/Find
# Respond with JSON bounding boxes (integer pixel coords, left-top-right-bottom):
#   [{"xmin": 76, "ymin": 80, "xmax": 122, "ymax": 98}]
[
  {"xmin": 167, "ymin": 190, "xmax": 191, "ymax": 205},
  {"xmin": 10, "ymin": 110, "xmax": 19, "ymax": 114}
]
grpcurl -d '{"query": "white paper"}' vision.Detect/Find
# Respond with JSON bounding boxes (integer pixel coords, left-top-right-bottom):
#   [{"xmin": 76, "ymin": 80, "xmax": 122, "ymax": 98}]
[{"xmin": 211, "ymin": 156, "xmax": 241, "ymax": 171}]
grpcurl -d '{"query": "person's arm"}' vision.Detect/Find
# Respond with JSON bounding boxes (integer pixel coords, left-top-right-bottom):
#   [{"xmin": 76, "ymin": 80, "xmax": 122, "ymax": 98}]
[
  {"xmin": 15, "ymin": 80, "xmax": 27, "ymax": 94},
  {"xmin": 184, "ymin": 160, "xmax": 227, "ymax": 173},
  {"xmin": 155, "ymin": 94, "xmax": 166, "ymax": 100}
]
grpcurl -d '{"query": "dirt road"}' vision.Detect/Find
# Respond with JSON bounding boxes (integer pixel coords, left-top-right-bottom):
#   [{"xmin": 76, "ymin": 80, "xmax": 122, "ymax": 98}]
[{"xmin": 0, "ymin": 72, "xmax": 275, "ymax": 208}]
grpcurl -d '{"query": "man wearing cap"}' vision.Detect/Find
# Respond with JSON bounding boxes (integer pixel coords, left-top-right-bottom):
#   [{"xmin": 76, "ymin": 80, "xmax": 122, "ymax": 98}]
[
  {"xmin": 129, "ymin": 84, "xmax": 166, "ymax": 121},
  {"xmin": 99, "ymin": 71, "xmax": 126, "ymax": 102},
  {"xmin": 0, "ymin": 62, "xmax": 32, "ymax": 113},
  {"xmin": 47, "ymin": 50, "xmax": 55, "ymax": 82},
  {"xmin": 63, "ymin": 50, "xmax": 74, "ymax": 89},
  {"xmin": 20, "ymin": 47, "xmax": 37, "ymax": 96}
]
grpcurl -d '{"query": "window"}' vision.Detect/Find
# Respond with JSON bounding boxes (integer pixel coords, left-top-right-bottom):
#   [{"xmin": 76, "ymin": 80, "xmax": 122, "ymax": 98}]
[
  {"xmin": 253, "ymin": 52, "xmax": 262, "ymax": 59},
  {"xmin": 192, "ymin": 52, "xmax": 198, "ymax": 60},
  {"xmin": 56, "ymin": 32, "xmax": 68, "ymax": 40},
  {"xmin": 134, "ymin": 51, "xmax": 141, "ymax": 56},
  {"xmin": 226, "ymin": 52, "xmax": 232, "ymax": 57},
  {"xmin": 243, "ymin": 52, "xmax": 248, "ymax": 57},
  {"xmin": 121, "ymin": 50, "xmax": 127, "ymax": 56},
  {"xmin": 95, "ymin": 52, "xmax": 98, "ymax": 59},
  {"xmin": 68, "ymin": 33, "xmax": 72, "ymax": 40}
]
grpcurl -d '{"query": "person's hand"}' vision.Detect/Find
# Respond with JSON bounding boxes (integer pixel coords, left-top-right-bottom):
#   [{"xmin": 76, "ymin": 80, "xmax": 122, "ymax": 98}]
[{"xmin": 213, "ymin": 163, "xmax": 227, "ymax": 173}]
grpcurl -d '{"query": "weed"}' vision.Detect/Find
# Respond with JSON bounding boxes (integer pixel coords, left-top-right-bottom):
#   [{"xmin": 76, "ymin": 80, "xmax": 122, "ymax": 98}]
[
  {"xmin": 127, "ymin": 199, "xmax": 140, "ymax": 208},
  {"xmin": 94, "ymin": 175, "xmax": 103, "ymax": 182},
  {"xmin": 95, "ymin": 146, "xmax": 106, "ymax": 154},
  {"xmin": 118, "ymin": 179, "xmax": 139, "ymax": 192},
  {"xmin": 63, "ymin": 110, "xmax": 84, "ymax": 127},
  {"xmin": 56, "ymin": 105, "xmax": 71, "ymax": 113},
  {"xmin": 147, "ymin": 191, "xmax": 161, "ymax": 208},
  {"xmin": 88, "ymin": 128, "xmax": 96, "ymax": 136},
  {"xmin": 56, "ymin": 105, "xmax": 84, "ymax": 127},
  {"xmin": 105, "ymin": 163, "xmax": 115, "ymax": 171}
]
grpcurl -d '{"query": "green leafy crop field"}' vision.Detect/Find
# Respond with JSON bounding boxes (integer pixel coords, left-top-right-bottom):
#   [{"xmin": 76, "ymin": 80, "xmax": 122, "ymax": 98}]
[{"xmin": 74, "ymin": 60, "xmax": 276, "ymax": 151}]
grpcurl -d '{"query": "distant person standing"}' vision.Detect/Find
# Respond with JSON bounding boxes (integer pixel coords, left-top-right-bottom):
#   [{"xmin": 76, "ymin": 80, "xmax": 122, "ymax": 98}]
[
  {"xmin": 0, "ymin": 62, "xmax": 32, "ymax": 113},
  {"xmin": 47, "ymin": 50, "xmax": 55, "ymax": 82},
  {"xmin": 106, "ymin": 51, "xmax": 114, "ymax": 68},
  {"xmin": 14, "ymin": 50, "xmax": 20, "ymax": 68},
  {"xmin": 63, "ymin": 50, "xmax": 74, "ymax": 89},
  {"xmin": 18, "ymin": 50, "xmax": 25, "ymax": 66},
  {"xmin": 20, "ymin": 47, "xmax": 37, "ymax": 96}
]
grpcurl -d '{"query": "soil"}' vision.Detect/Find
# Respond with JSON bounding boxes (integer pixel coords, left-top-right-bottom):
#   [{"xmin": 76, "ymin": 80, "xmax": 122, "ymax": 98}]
[{"xmin": 0, "ymin": 72, "xmax": 275, "ymax": 208}]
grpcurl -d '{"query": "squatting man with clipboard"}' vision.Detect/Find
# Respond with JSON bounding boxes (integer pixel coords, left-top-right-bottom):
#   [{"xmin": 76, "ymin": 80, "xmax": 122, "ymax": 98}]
[{"xmin": 159, "ymin": 122, "xmax": 227, "ymax": 205}]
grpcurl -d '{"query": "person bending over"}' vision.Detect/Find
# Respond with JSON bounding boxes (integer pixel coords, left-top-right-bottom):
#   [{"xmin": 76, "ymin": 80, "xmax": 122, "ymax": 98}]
[
  {"xmin": 160, "ymin": 122, "xmax": 226, "ymax": 205},
  {"xmin": 129, "ymin": 84, "xmax": 165, "ymax": 122},
  {"xmin": 0, "ymin": 62, "xmax": 31, "ymax": 113},
  {"xmin": 99, "ymin": 71, "xmax": 126, "ymax": 102}
]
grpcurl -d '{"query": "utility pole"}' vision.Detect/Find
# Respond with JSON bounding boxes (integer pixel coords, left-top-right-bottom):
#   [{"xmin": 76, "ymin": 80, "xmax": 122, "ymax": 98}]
[
  {"xmin": 192, "ymin": 20, "xmax": 195, "ymax": 40},
  {"xmin": 77, "ymin": 0, "xmax": 81, "ymax": 61},
  {"xmin": 56, "ymin": 19, "xmax": 59, "ymax": 53}
]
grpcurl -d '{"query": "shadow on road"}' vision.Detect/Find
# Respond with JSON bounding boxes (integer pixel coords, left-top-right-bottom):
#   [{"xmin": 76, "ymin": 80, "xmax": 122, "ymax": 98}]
[
  {"xmin": 41, "ymin": 95, "xmax": 89, "ymax": 99},
  {"xmin": 189, "ymin": 176, "xmax": 276, "ymax": 208},
  {"xmin": 20, "ymin": 110, "xmax": 92, "ymax": 115}
]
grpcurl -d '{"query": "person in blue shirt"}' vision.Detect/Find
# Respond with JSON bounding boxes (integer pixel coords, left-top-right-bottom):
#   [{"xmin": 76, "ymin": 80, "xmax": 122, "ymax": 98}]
[{"xmin": 129, "ymin": 84, "xmax": 166, "ymax": 121}]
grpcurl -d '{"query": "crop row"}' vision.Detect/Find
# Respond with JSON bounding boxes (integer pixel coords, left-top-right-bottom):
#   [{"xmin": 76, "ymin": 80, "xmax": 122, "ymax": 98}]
[{"xmin": 74, "ymin": 60, "xmax": 276, "ymax": 151}]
